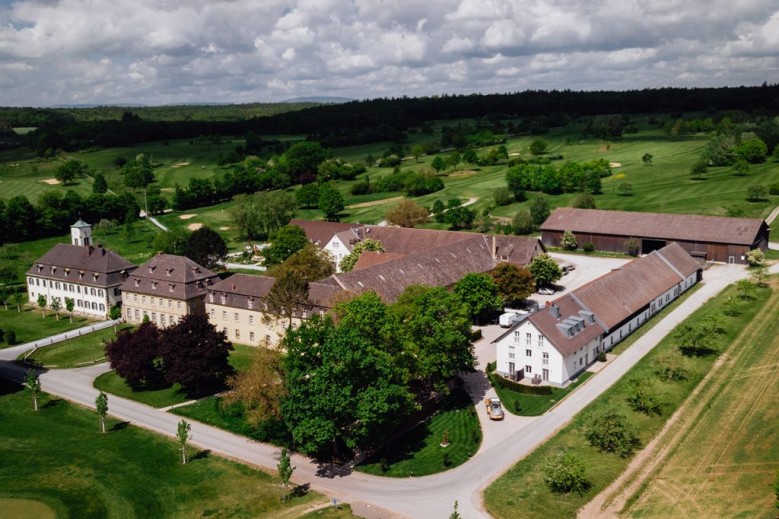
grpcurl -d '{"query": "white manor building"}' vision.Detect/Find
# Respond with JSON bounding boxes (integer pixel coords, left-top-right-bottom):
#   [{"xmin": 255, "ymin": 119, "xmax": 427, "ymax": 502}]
[
  {"xmin": 493, "ymin": 242, "xmax": 702, "ymax": 386},
  {"xmin": 26, "ymin": 220, "xmax": 136, "ymax": 319}
]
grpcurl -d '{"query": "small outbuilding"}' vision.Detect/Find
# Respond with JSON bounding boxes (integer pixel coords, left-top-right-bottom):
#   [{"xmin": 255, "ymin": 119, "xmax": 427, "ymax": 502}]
[{"xmin": 541, "ymin": 208, "xmax": 769, "ymax": 264}]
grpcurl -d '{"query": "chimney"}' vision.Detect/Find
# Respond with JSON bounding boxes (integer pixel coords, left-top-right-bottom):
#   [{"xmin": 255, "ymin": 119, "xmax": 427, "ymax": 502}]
[
  {"xmin": 491, "ymin": 235, "xmax": 497, "ymax": 261},
  {"xmin": 550, "ymin": 304, "xmax": 560, "ymax": 319},
  {"xmin": 87, "ymin": 245, "xmax": 94, "ymax": 256}
]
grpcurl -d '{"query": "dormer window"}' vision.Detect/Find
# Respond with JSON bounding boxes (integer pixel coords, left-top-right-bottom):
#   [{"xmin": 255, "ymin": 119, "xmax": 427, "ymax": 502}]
[
  {"xmin": 151, "ymin": 281, "xmax": 158, "ymax": 290},
  {"xmin": 134, "ymin": 279, "xmax": 140, "ymax": 287},
  {"xmin": 92, "ymin": 273, "xmax": 99, "ymax": 280},
  {"xmin": 79, "ymin": 271, "xmax": 84, "ymax": 279},
  {"xmin": 37, "ymin": 264, "xmax": 43, "ymax": 273},
  {"xmin": 209, "ymin": 293, "xmax": 214, "ymax": 303},
  {"xmin": 221, "ymin": 294, "xmax": 226, "ymax": 304},
  {"xmin": 51, "ymin": 266, "xmax": 56, "ymax": 274},
  {"xmin": 166, "ymin": 268, "xmax": 173, "ymax": 276},
  {"xmin": 148, "ymin": 265, "xmax": 156, "ymax": 274},
  {"xmin": 64, "ymin": 268, "xmax": 70, "ymax": 276},
  {"xmin": 169, "ymin": 284, "xmax": 175, "ymax": 292},
  {"xmin": 248, "ymin": 298, "xmax": 254, "ymax": 310}
]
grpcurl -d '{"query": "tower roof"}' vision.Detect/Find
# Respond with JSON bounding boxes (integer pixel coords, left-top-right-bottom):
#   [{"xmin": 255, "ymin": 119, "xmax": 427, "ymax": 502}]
[{"xmin": 71, "ymin": 219, "xmax": 91, "ymax": 229}]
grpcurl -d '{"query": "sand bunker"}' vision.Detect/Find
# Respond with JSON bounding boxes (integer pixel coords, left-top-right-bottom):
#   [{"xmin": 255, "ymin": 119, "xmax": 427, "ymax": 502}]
[
  {"xmin": 219, "ymin": 226, "xmax": 230, "ymax": 231},
  {"xmin": 160, "ymin": 188, "xmax": 174, "ymax": 192},
  {"xmin": 450, "ymin": 170, "xmax": 477, "ymax": 177},
  {"xmin": 179, "ymin": 214, "xmax": 197, "ymax": 220},
  {"xmin": 347, "ymin": 196, "xmax": 404, "ymax": 209},
  {"xmin": 187, "ymin": 223, "xmax": 203, "ymax": 231},
  {"xmin": 610, "ymin": 162, "xmax": 622, "ymax": 168},
  {"xmin": 40, "ymin": 178, "xmax": 60, "ymax": 185},
  {"xmin": 171, "ymin": 162, "xmax": 191, "ymax": 168}
]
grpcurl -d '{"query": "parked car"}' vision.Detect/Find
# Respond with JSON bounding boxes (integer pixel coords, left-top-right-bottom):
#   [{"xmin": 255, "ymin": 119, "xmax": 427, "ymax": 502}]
[
  {"xmin": 538, "ymin": 287, "xmax": 555, "ymax": 295},
  {"xmin": 484, "ymin": 398, "xmax": 504, "ymax": 420},
  {"xmin": 561, "ymin": 263, "xmax": 575, "ymax": 275}
]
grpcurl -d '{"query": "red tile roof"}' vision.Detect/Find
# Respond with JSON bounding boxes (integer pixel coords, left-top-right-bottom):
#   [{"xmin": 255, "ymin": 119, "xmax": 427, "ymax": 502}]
[
  {"xmin": 121, "ymin": 254, "xmax": 218, "ymax": 301},
  {"xmin": 541, "ymin": 207, "xmax": 767, "ymax": 245},
  {"xmin": 28, "ymin": 243, "xmax": 136, "ymax": 288}
]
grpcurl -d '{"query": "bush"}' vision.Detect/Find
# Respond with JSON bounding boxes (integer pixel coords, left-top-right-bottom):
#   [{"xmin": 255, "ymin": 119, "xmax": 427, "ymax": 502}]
[
  {"xmin": 512, "ymin": 208, "xmax": 534, "ymax": 235},
  {"xmin": 769, "ymin": 183, "xmax": 779, "ymax": 196},
  {"xmin": 624, "ymin": 237, "xmax": 640, "ymax": 256},
  {"xmin": 746, "ymin": 249, "xmax": 765, "ymax": 267},
  {"xmin": 6, "ymin": 329, "xmax": 16, "ymax": 345},
  {"xmin": 583, "ymin": 242, "xmax": 595, "ymax": 253},
  {"xmin": 493, "ymin": 187, "xmax": 513, "ymax": 206},
  {"xmin": 469, "ymin": 328, "xmax": 483, "ymax": 342},
  {"xmin": 561, "ymin": 230, "xmax": 577, "ymax": 251},
  {"xmin": 626, "ymin": 377, "xmax": 663, "ymax": 416},
  {"xmin": 583, "ymin": 406, "xmax": 641, "ymax": 458},
  {"xmin": 488, "ymin": 373, "xmax": 552, "ymax": 395},
  {"xmin": 597, "ymin": 351, "xmax": 606, "ymax": 362},
  {"xmin": 0, "ymin": 328, "xmax": 4, "ymax": 343},
  {"xmin": 542, "ymin": 450, "xmax": 590, "ymax": 494},
  {"xmin": 652, "ymin": 351, "xmax": 691, "ymax": 382}
]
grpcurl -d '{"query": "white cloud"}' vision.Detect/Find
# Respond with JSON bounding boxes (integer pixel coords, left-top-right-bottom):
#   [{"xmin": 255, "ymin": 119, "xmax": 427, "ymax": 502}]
[{"xmin": 0, "ymin": 0, "xmax": 776, "ymax": 106}]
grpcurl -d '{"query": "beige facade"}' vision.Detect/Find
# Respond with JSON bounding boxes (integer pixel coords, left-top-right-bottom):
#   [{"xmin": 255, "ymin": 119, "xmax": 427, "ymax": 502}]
[
  {"xmin": 120, "ymin": 254, "xmax": 218, "ymax": 328},
  {"xmin": 205, "ymin": 299, "xmax": 292, "ymax": 347}
]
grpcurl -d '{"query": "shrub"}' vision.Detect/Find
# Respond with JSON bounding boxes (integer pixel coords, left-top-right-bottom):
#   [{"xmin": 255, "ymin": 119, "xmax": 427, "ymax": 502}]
[
  {"xmin": 769, "ymin": 183, "xmax": 779, "ymax": 196},
  {"xmin": 542, "ymin": 450, "xmax": 590, "ymax": 494},
  {"xmin": 488, "ymin": 373, "xmax": 552, "ymax": 395},
  {"xmin": 0, "ymin": 328, "xmax": 4, "ymax": 343},
  {"xmin": 512, "ymin": 208, "xmax": 534, "ymax": 235},
  {"xmin": 529, "ymin": 140, "xmax": 548, "ymax": 156},
  {"xmin": 624, "ymin": 237, "xmax": 640, "ymax": 256},
  {"xmin": 493, "ymin": 187, "xmax": 513, "ymax": 206},
  {"xmin": 597, "ymin": 351, "xmax": 606, "ymax": 362},
  {"xmin": 583, "ymin": 242, "xmax": 595, "ymax": 253},
  {"xmin": 747, "ymin": 184, "xmax": 768, "ymax": 202},
  {"xmin": 571, "ymin": 192, "xmax": 596, "ymax": 209},
  {"xmin": 746, "ymin": 249, "xmax": 765, "ymax": 267},
  {"xmin": 652, "ymin": 351, "xmax": 691, "ymax": 382},
  {"xmin": 561, "ymin": 230, "xmax": 577, "ymax": 251},
  {"xmin": 6, "ymin": 329, "xmax": 16, "ymax": 345},
  {"xmin": 583, "ymin": 406, "xmax": 641, "ymax": 458},
  {"xmin": 626, "ymin": 377, "xmax": 663, "ymax": 416}
]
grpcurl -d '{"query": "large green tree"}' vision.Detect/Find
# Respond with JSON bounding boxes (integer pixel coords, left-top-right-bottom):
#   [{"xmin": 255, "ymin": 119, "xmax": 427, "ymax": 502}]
[
  {"xmin": 339, "ymin": 238, "xmax": 384, "ymax": 273},
  {"xmin": 267, "ymin": 243, "xmax": 334, "ymax": 283},
  {"xmin": 528, "ymin": 253, "xmax": 562, "ymax": 288},
  {"xmin": 229, "ymin": 191, "xmax": 296, "ymax": 241},
  {"xmin": 318, "ymin": 183, "xmax": 345, "ymax": 222},
  {"xmin": 453, "ymin": 273, "xmax": 502, "ymax": 323},
  {"xmin": 56, "ymin": 159, "xmax": 85, "ymax": 185},
  {"xmin": 265, "ymin": 267, "xmax": 312, "ymax": 330},
  {"xmin": 263, "ymin": 225, "xmax": 309, "ymax": 267},
  {"xmin": 184, "ymin": 226, "xmax": 227, "ymax": 270}
]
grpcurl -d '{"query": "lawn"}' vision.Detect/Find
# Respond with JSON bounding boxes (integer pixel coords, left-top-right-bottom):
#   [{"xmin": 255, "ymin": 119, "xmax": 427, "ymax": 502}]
[
  {"xmin": 0, "ymin": 380, "xmax": 326, "ymax": 518},
  {"xmin": 621, "ymin": 280, "xmax": 779, "ymax": 518},
  {"xmin": 491, "ymin": 372, "xmax": 593, "ymax": 417},
  {"xmin": 0, "ymin": 306, "xmax": 95, "ymax": 347},
  {"xmin": 22, "ymin": 324, "xmax": 134, "ymax": 368},
  {"xmin": 357, "ymin": 388, "xmax": 482, "ymax": 477},
  {"xmin": 299, "ymin": 504, "xmax": 356, "ymax": 518},
  {"xmin": 483, "ymin": 281, "xmax": 772, "ymax": 519},
  {"xmin": 94, "ymin": 343, "xmax": 258, "ymax": 408}
]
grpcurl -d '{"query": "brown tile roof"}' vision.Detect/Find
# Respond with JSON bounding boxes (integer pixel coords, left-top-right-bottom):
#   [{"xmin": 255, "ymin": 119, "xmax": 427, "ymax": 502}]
[
  {"xmin": 352, "ymin": 251, "xmax": 406, "ymax": 271},
  {"xmin": 121, "ymin": 254, "xmax": 218, "ymax": 301},
  {"xmin": 541, "ymin": 207, "xmax": 767, "ymax": 246},
  {"xmin": 331, "ymin": 234, "xmax": 542, "ymax": 302},
  {"xmin": 207, "ymin": 273, "xmax": 343, "ymax": 313},
  {"xmin": 528, "ymin": 296, "xmax": 605, "ymax": 356},
  {"xmin": 362, "ymin": 226, "xmax": 474, "ymax": 255},
  {"xmin": 28, "ymin": 244, "xmax": 136, "ymax": 288},
  {"xmin": 289, "ymin": 219, "xmax": 361, "ymax": 247},
  {"xmin": 571, "ymin": 243, "xmax": 701, "ymax": 330}
]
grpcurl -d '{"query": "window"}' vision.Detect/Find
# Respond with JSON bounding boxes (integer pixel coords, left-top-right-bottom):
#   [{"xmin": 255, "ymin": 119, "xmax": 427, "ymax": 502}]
[
  {"xmin": 249, "ymin": 315, "xmax": 254, "ymax": 325},
  {"xmin": 142, "ymin": 296, "xmax": 146, "ymax": 304},
  {"xmin": 161, "ymin": 315, "xmax": 166, "ymax": 326},
  {"xmin": 126, "ymin": 307, "xmax": 131, "ymax": 317},
  {"xmin": 159, "ymin": 298, "xmax": 163, "ymax": 306},
  {"xmin": 151, "ymin": 312, "xmax": 156, "ymax": 321},
  {"xmin": 168, "ymin": 299, "xmax": 172, "ymax": 308},
  {"xmin": 526, "ymin": 333, "xmax": 532, "ymax": 345},
  {"xmin": 542, "ymin": 352, "xmax": 549, "ymax": 365},
  {"xmin": 151, "ymin": 297, "xmax": 155, "ymax": 306},
  {"xmin": 177, "ymin": 301, "xmax": 181, "ymax": 310},
  {"xmin": 210, "ymin": 309, "xmax": 215, "ymax": 318},
  {"xmin": 222, "ymin": 311, "xmax": 227, "ymax": 321},
  {"xmin": 77, "ymin": 286, "xmax": 81, "ymax": 293},
  {"xmin": 134, "ymin": 309, "xmax": 139, "ymax": 319},
  {"xmin": 91, "ymin": 288, "xmax": 96, "ymax": 296},
  {"xmin": 508, "ymin": 353, "xmax": 515, "ymax": 359},
  {"xmin": 526, "ymin": 365, "xmax": 532, "ymax": 374},
  {"xmin": 538, "ymin": 335, "xmax": 544, "ymax": 348},
  {"xmin": 235, "ymin": 330, "xmax": 240, "ymax": 340},
  {"xmin": 250, "ymin": 331, "xmax": 255, "ymax": 342},
  {"xmin": 99, "ymin": 304, "xmax": 105, "ymax": 312},
  {"xmin": 133, "ymin": 294, "xmax": 137, "ymax": 302},
  {"xmin": 234, "ymin": 312, "xmax": 239, "ymax": 322},
  {"xmin": 98, "ymin": 290, "xmax": 103, "ymax": 297},
  {"xmin": 526, "ymin": 349, "xmax": 532, "ymax": 357},
  {"xmin": 265, "ymin": 335, "xmax": 271, "ymax": 344},
  {"xmin": 513, "ymin": 331, "xmax": 521, "ymax": 342}
]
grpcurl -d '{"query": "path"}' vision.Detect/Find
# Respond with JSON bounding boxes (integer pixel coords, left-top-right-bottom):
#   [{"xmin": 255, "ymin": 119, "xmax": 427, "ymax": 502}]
[{"xmin": 0, "ymin": 264, "xmax": 760, "ymax": 518}]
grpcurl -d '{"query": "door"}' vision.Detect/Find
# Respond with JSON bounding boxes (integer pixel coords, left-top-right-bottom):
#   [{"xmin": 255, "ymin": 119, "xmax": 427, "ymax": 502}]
[
  {"xmin": 542, "ymin": 369, "xmax": 549, "ymax": 381},
  {"xmin": 508, "ymin": 362, "xmax": 515, "ymax": 376},
  {"xmin": 728, "ymin": 256, "xmax": 735, "ymax": 264}
]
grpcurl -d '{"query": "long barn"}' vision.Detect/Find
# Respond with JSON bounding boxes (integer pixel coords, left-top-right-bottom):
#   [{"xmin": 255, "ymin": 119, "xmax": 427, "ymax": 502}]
[{"xmin": 541, "ymin": 208, "xmax": 769, "ymax": 264}]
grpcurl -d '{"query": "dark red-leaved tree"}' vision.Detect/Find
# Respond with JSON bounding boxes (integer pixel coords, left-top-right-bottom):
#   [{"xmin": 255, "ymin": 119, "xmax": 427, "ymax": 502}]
[
  {"xmin": 105, "ymin": 321, "xmax": 163, "ymax": 389},
  {"xmin": 160, "ymin": 313, "xmax": 234, "ymax": 396}
]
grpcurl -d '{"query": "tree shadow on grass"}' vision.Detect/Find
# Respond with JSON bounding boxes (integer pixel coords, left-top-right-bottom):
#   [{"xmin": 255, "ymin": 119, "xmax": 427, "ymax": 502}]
[
  {"xmin": 0, "ymin": 378, "xmax": 23, "ymax": 396},
  {"xmin": 111, "ymin": 421, "xmax": 130, "ymax": 431},
  {"xmin": 191, "ymin": 449, "xmax": 211, "ymax": 461},
  {"xmin": 41, "ymin": 398, "xmax": 63, "ymax": 409}
]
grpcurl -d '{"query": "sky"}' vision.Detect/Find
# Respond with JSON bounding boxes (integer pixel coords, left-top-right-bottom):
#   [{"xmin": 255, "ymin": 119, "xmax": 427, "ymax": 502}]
[{"xmin": 1, "ymin": 0, "xmax": 778, "ymax": 107}]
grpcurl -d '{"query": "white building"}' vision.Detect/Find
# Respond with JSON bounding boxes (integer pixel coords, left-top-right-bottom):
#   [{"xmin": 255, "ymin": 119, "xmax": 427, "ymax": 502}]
[
  {"xmin": 494, "ymin": 242, "xmax": 702, "ymax": 386},
  {"xmin": 26, "ymin": 220, "xmax": 136, "ymax": 319}
]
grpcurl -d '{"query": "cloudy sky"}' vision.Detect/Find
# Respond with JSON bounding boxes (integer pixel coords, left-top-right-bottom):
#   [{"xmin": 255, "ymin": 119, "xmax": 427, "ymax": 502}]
[{"xmin": 1, "ymin": 0, "xmax": 778, "ymax": 107}]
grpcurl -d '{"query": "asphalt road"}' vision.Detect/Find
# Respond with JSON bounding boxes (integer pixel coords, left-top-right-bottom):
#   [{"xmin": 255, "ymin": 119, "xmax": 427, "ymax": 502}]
[{"xmin": 0, "ymin": 262, "xmax": 762, "ymax": 518}]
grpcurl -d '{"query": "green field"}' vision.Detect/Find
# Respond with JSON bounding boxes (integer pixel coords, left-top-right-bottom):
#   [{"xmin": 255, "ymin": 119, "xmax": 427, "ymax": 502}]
[
  {"xmin": 0, "ymin": 380, "xmax": 326, "ymax": 518},
  {"xmin": 0, "ymin": 306, "xmax": 96, "ymax": 347},
  {"xmin": 357, "ymin": 388, "xmax": 481, "ymax": 477},
  {"xmin": 22, "ymin": 324, "xmax": 134, "ymax": 368},
  {"xmin": 483, "ymin": 281, "xmax": 772, "ymax": 519},
  {"xmin": 619, "ymin": 281, "xmax": 779, "ymax": 518}
]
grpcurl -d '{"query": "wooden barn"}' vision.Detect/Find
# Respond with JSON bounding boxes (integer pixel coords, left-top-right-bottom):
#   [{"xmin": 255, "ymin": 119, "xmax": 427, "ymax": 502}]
[{"xmin": 541, "ymin": 208, "xmax": 769, "ymax": 264}]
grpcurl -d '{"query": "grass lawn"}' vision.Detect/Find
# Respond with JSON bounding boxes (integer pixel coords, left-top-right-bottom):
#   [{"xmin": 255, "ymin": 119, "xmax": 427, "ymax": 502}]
[
  {"xmin": 22, "ymin": 324, "xmax": 134, "ymax": 368},
  {"xmin": 0, "ymin": 380, "xmax": 326, "ymax": 518},
  {"xmin": 357, "ymin": 388, "xmax": 482, "ymax": 477},
  {"xmin": 621, "ymin": 280, "xmax": 779, "ymax": 517},
  {"xmin": 299, "ymin": 504, "xmax": 356, "ymax": 518},
  {"xmin": 94, "ymin": 343, "xmax": 257, "ymax": 408},
  {"xmin": 0, "ymin": 306, "xmax": 95, "ymax": 347},
  {"xmin": 483, "ymin": 281, "xmax": 772, "ymax": 519},
  {"xmin": 492, "ymin": 372, "xmax": 593, "ymax": 417}
]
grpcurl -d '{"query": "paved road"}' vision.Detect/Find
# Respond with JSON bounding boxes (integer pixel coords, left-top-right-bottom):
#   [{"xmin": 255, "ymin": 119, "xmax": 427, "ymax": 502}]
[
  {"xmin": 0, "ymin": 263, "xmax": 764, "ymax": 518},
  {"xmin": 0, "ymin": 319, "xmax": 120, "ymax": 362}
]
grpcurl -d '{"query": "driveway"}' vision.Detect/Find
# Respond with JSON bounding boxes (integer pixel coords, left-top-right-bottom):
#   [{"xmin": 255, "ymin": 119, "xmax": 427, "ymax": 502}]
[{"xmin": 0, "ymin": 262, "xmax": 763, "ymax": 519}]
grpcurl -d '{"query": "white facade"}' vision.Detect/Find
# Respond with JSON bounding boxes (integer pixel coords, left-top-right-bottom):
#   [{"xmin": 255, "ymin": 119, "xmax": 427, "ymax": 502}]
[
  {"xmin": 495, "ymin": 320, "xmax": 600, "ymax": 386},
  {"xmin": 325, "ymin": 234, "xmax": 351, "ymax": 273},
  {"xmin": 27, "ymin": 275, "xmax": 117, "ymax": 318}
]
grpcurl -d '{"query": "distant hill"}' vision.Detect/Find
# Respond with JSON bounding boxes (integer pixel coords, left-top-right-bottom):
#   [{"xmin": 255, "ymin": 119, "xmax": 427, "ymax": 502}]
[{"xmin": 282, "ymin": 96, "xmax": 353, "ymax": 104}]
